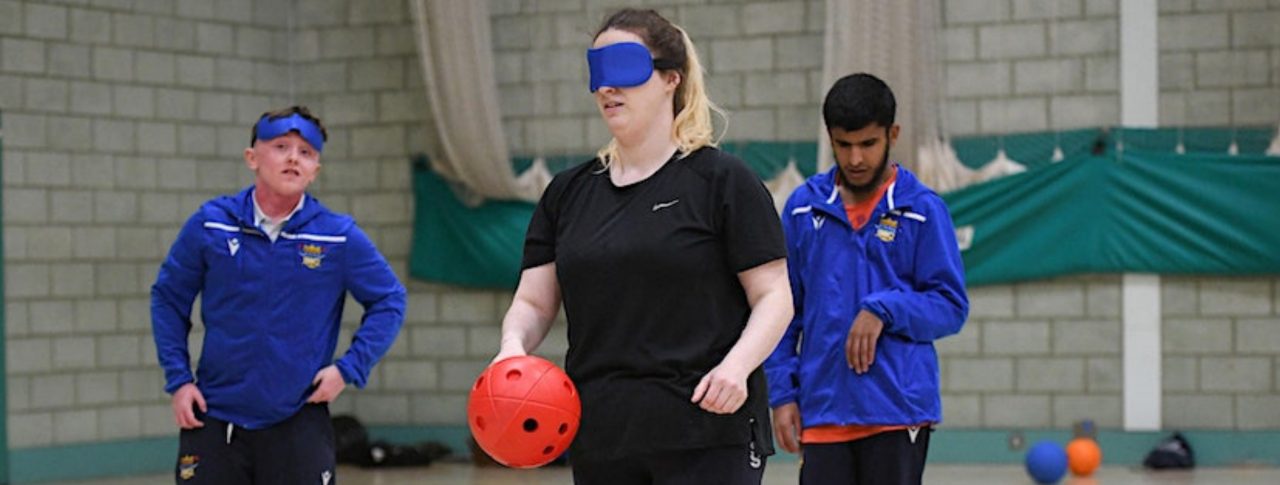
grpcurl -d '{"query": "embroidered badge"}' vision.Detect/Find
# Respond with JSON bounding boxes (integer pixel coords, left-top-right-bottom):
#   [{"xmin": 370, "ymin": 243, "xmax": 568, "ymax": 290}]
[
  {"xmin": 227, "ymin": 237, "xmax": 240, "ymax": 256},
  {"xmin": 875, "ymin": 215, "xmax": 898, "ymax": 242},
  {"xmin": 178, "ymin": 454, "xmax": 199, "ymax": 480},
  {"xmin": 299, "ymin": 243, "xmax": 326, "ymax": 269}
]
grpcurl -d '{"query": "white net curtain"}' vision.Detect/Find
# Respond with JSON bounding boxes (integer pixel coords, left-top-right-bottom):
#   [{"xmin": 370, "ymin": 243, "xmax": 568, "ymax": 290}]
[
  {"xmin": 410, "ymin": 0, "xmax": 550, "ymax": 205},
  {"xmin": 819, "ymin": 0, "xmax": 1024, "ymax": 194}
]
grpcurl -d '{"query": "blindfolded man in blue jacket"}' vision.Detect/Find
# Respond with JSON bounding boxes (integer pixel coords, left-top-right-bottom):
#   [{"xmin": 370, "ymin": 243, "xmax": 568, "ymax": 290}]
[
  {"xmin": 151, "ymin": 106, "xmax": 406, "ymax": 484},
  {"xmin": 765, "ymin": 73, "xmax": 969, "ymax": 485}
]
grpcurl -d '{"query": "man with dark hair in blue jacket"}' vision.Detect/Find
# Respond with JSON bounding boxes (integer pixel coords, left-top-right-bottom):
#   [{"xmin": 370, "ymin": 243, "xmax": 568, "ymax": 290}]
[
  {"xmin": 765, "ymin": 73, "xmax": 969, "ymax": 485},
  {"xmin": 151, "ymin": 105, "xmax": 406, "ymax": 484}
]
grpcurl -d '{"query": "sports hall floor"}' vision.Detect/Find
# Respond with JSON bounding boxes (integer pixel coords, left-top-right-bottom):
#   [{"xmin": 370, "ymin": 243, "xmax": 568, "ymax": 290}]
[{"xmin": 39, "ymin": 461, "xmax": 1280, "ymax": 484}]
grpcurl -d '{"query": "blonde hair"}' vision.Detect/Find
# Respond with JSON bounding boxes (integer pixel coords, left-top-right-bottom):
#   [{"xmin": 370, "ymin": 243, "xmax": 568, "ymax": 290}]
[{"xmin": 593, "ymin": 10, "xmax": 725, "ymax": 168}]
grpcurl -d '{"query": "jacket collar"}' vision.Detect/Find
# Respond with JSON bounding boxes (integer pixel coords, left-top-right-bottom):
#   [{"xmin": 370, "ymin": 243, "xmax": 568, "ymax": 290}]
[
  {"xmin": 225, "ymin": 186, "xmax": 324, "ymax": 232},
  {"xmin": 797, "ymin": 163, "xmax": 926, "ymax": 218}
]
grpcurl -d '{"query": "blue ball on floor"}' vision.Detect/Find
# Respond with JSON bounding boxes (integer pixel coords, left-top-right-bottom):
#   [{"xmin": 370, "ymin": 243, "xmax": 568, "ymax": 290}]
[{"xmin": 1025, "ymin": 440, "xmax": 1068, "ymax": 484}]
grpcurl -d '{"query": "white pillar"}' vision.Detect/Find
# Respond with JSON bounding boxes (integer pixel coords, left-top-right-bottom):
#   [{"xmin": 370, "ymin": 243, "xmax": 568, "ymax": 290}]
[
  {"xmin": 1122, "ymin": 274, "xmax": 1162, "ymax": 430},
  {"xmin": 1121, "ymin": 0, "xmax": 1159, "ymax": 127},
  {"xmin": 1119, "ymin": 0, "xmax": 1162, "ymax": 431}
]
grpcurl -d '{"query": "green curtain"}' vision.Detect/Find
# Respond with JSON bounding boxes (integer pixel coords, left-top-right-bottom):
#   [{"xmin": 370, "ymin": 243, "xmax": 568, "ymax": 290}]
[
  {"xmin": 945, "ymin": 150, "xmax": 1280, "ymax": 285},
  {"xmin": 409, "ymin": 157, "xmax": 533, "ymax": 288},
  {"xmin": 410, "ymin": 129, "xmax": 1280, "ymax": 288}
]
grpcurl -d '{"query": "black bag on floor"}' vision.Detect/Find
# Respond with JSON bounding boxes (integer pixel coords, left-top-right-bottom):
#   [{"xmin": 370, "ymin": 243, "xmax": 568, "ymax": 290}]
[
  {"xmin": 333, "ymin": 415, "xmax": 371, "ymax": 464},
  {"xmin": 332, "ymin": 414, "xmax": 452, "ymax": 468},
  {"xmin": 364, "ymin": 440, "xmax": 452, "ymax": 467},
  {"xmin": 1143, "ymin": 432, "xmax": 1195, "ymax": 469}
]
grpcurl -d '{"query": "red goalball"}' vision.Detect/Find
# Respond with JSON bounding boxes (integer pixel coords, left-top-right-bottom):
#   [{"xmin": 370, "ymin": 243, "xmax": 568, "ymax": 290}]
[{"xmin": 467, "ymin": 355, "xmax": 581, "ymax": 468}]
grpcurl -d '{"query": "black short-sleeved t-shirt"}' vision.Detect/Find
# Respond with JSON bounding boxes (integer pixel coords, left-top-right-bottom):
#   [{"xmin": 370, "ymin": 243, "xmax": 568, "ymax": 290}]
[{"xmin": 522, "ymin": 146, "xmax": 786, "ymax": 461}]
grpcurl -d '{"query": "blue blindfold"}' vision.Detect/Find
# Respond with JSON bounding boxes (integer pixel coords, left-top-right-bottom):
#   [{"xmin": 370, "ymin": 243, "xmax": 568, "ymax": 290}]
[
  {"xmin": 586, "ymin": 42, "xmax": 680, "ymax": 92},
  {"xmin": 254, "ymin": 113, "xmax": 326, "ymax": 153}
]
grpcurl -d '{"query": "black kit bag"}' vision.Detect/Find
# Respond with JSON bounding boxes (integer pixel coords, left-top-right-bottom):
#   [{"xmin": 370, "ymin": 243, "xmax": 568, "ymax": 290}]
[
  {"xmin": 332, "ymin": 414, "xmax": 452, "ymax": 467},
  {"xmin": 1143, "ymin": 432, "xmax": 1195, "ymax": 469},
  {"xmin": 332, "ymin": 415, "xmax": 372, "ymax": 464}
]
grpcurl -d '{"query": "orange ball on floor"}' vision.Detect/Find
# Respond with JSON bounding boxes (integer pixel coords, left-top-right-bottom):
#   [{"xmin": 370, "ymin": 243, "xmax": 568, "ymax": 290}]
[{"xmin": 1066, "ymin": 437, "xmax": 1102, "ymax": 476}]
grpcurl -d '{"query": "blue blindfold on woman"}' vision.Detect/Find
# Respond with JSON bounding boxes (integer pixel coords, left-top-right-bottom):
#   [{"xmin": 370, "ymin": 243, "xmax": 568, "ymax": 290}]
[{"xmin": 586, "ymin": 42, "xmax": 681, "ymax": 92}]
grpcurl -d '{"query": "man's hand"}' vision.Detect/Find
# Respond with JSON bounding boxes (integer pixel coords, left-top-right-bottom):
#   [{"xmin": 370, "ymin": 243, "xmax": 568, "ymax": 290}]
[
  {"xmin": 691, "ymin": 361, "xmax": 750, "ymax": 414},
  {"xmin": 307, "ymin": 365, "xmax": 347, "ymax": 403},
  {"xmin": 491, "ymin": 340, "xmax": 527, "ymax": 365},
  {"xmin": 772, "ymin": 402, "xmax": 802, "ymax": 454},
  {"xmin": 845, "ymin": 310, "xmax": 884, "ymax": 374},
  {"xmin": 171, "ymin": 383, "xmax": 206, "ymax": 429}
]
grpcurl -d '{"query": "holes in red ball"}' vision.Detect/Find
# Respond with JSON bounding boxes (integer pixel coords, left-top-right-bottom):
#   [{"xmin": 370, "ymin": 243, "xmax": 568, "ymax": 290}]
[
  {"xmin": 475, "ymin": 416, "xmax": 486, "ymax": 430},
  {"xmin": 558, "ymin": 423, "xmax": 569, "ymax": 435},
  {"xmin": 506, "ymin": 369, "xmax": 522, "ymax": 381},
  {"xmin": 543, "ymin": 446, "xmax": 555, "ymax": 455},
  {"xmin": 563, "ymin": 380, "xmax": 573, "ymax": 394},
  {"xmin": 474, "ymin": 376, "xmax": 485, "ymax": 389},
  {"xmin": 523, "ymin": 418, "xmax": 538, "ymax": 432}
]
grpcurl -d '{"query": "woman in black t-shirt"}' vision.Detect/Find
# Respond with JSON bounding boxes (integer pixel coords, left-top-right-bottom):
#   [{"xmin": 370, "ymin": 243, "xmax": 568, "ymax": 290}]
[{"xmin": 493, "ymin": 9, "xmax": 793, "ymax": 484}]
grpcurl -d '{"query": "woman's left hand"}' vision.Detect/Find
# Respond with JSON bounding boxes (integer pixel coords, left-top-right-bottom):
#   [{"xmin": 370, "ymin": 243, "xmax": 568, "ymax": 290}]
[{"xmin": 691, "ymin": 361, "xmax": 750, "ymax": 414}]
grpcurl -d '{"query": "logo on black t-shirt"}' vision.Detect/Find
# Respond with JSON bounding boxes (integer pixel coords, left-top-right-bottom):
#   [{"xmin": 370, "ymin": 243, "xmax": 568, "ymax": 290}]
[{"xmin": 652, "ymin": 199, "xmax": 680, "ymax": 211}]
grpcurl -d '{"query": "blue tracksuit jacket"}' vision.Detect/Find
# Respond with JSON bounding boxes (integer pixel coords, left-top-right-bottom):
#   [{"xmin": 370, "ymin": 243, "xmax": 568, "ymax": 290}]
[
  {"xmin": 764, "ymin": 165, "xmax": 968, "ymax": 427},
  {"xmin": 151, "ymin": 186, "xmax": 406, "ymax": 429}
]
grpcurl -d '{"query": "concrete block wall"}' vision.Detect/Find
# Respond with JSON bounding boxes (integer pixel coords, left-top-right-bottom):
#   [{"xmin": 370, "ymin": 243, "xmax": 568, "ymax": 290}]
[
  {"xmin": 1157, "ymin": 1, "xmax": 1280, "ymax": 126},
  {"xmin": 939, "ymin": 275, "xmax": 1125, "ymax": 429},
  {"xmin": 941, "ymin": 275, "xmax": 1280, "ymax": 430},
  {"xmin": 942, "ymin": 0, "xmax": 1121, "ymax": 136},
  {"xmin": 1, "ymin": 0, "xmax": 296, "ymax": 448},
  {"xmin": 2, "ymin": 0, "xmax": 522, "ymax": 446},
  {"xmin": 0, "ymin": 0, "xmax": 571, "ymax": 450},
  {"xmin": 934, "ymin": 0, "xmax": 1280, "ymax": 431},
  {"xmin": 1162, "ymin": 277, "xmax": 1280, "ymax": 429}
]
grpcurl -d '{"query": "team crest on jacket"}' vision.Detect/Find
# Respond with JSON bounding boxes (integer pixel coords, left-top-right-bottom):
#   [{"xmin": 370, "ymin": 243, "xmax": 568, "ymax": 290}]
[
  {"xmin": 299, "ymin": 243, "xmax": 326, "ymax": 269},
  {"xmin": 875, "ymin": 215, "xmax": 898, "ymax": 242},
  {"xmin": 178, "ymin": 454, "xmax": 199, "ymax": 480}
]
